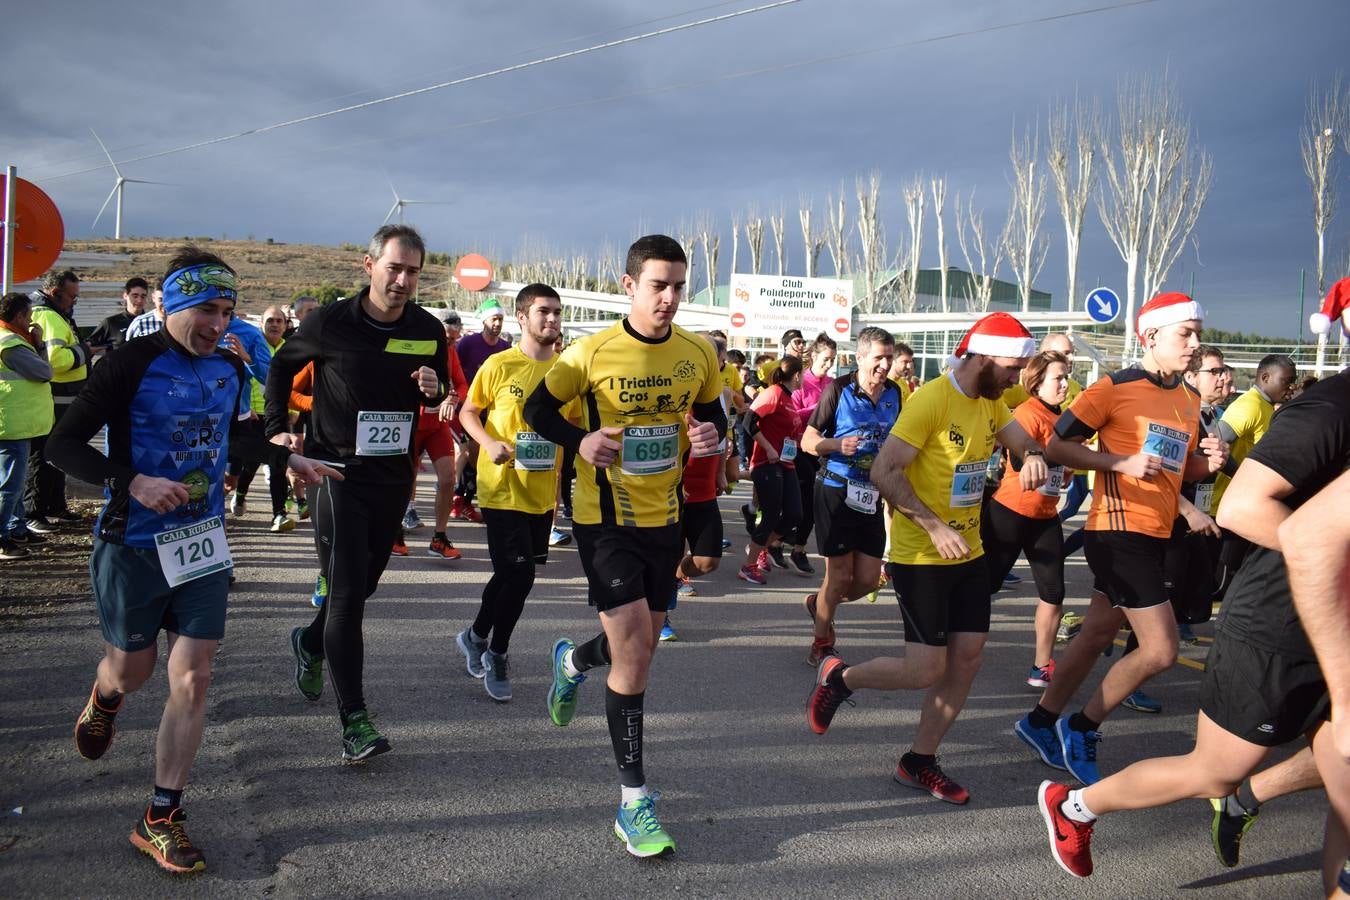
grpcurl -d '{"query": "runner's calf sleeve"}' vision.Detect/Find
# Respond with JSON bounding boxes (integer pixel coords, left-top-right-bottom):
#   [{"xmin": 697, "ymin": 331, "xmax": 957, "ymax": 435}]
[
  {"xmin": 572, "ymin": 633, "xmax": 611, "ymax": 672},
  {"xmin": 606, "ymin": 687, "xmax": 645, "ymax": 788}
]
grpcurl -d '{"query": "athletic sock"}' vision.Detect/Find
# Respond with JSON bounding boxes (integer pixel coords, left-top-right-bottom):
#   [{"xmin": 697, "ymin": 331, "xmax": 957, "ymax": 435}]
[
  {"xmin": 901, "ymin": 751, "xmax": 936, "ymax": 772},
  {"xmin": 1028, "ymin": 704, "xmax": 1058, "ymax": 730},
  {"xmin": 1234, "ymin": 778, "xmax": 1261, "ymax": 814},
  {"xmin": 572, "ymin": 633, "xmax": 611, "ymax": 672},
  {"xmin": 434, "ymin": 531, "xmax": 449, "ymax": 542},
  {"xmin": 95, "ymin": 688, "xmax": 122, "ymax": 708},
  {"xmin": 1061, "ymin": 788, "xmax": 1097, "ymax": 823},
  {"xmin": 621, "ymin": 783, "xmax": 650, "ymax": 805},
  {"xmin": 1068, "ymin": 711, "xmax": 1100, "ymax": 733},
  {"xmin": 606, "ymin": 687, "xmax": 645, "ymax": 788},
  {"xmin": 562, "ymin": 649, "xmax": 582, "ymax": 679},
  {"xmin": 150, "ymin": 785, "xmax": 183, "ymax": 818}
]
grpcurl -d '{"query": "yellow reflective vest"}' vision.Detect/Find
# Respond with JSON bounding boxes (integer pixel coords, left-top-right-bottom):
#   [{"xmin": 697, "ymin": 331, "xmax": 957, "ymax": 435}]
[{"xmin": 0, "ymin": 330, "xmax": 55, "ymax": 440}]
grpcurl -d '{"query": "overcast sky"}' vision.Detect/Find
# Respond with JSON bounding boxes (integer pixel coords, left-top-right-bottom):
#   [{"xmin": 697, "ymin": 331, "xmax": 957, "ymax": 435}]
[{"xmin": 8, "ymin": 0, "xmax": 1349, "ymax": 338}]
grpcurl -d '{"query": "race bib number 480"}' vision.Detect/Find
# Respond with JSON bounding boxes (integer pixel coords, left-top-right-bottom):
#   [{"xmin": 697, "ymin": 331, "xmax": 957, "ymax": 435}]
[
  {"xmin": 1142, "ymin": 422, "xmax": 1190, "ymax": 475},
  {"xmin": 356, "ymin": 411, "xmax": 414, "ymax": 456},
  {"xmin": 621, "ymin": 424, "xmax": 679, "ymax": 476},
  {"xmin": 155, "ymin": 517, "xmax": 232, "ymax": 587},
  {"xmin": 950, "ymin": 461, "xmax": 987, "ymax": 509}
]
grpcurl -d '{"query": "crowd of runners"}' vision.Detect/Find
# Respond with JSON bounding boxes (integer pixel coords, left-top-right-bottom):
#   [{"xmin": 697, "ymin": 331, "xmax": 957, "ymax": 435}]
[{"xmin": 1, "ymin": 226, "xmax": 1346, "ymax": 892}]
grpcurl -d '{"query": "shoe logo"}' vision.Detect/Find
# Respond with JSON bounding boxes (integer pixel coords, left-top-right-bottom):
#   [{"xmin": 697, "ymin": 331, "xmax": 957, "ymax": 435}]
[
  {"xmin": 129, "ymin": 633, "xmax": 143, "ymax": 642},
  {"xmin": 610, "ymin": 578, "xmax": 623, "ymax": 586},
  {"xmin": 1256, "ymin": 723, "xmax": 1275, "ymax": 734}
]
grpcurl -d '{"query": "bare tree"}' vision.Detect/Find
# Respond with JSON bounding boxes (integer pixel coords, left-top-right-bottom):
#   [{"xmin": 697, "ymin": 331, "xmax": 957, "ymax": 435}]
[
  {"xmin": 898, "ymin": 176, "xmax": 925, "ymax": 313},
  {"xmin": 744, "ymin": 214, "xmax": 766, "ymax": 275},
  {"xmin": 1302, "ymin": 76, "xmax": 1344, "ymax": 297},
  {"xmin": 677, "ymin": 225, "xmax": 698, "ymax": 301},
  {"xmin": 956, "ymin": 189, "xmax": 1004, "ymax": 313},
  {"xmin": 730, "ymin": 213, "xmax": 741, "ymax": 276},
  {"xmin": 798, "ymin": 197, "xmax": 826, "ymax": 278},
  {"xmin": 1048, "ymin": 95, "xmax": 1100, "ymax": 311},
  {"xmin": 930, "ymin": 176, "xmax": 949, "ymax": 312},
  {"xmin": 1098, "ymin": 72, "xmax": 1213, "ymax": 359},
  {"xmin": 769, "ymin": 207, "xmax": 788, "ymax": 276},
  {"xmin": 825, "ymin": 186, "xmax": 849, "ymax": 278},
  {"xmin": 1003, "ymin": 122, "xmax": 1049, "ymax": 312},
  {"xmin": 699, "ymin": 220, "xmax": 721, "ymax": 307},
  {"xmin": 855, "ymin": 173, "xmax": 886, "ymax": 314},
  {"xmin": 595, "ymin": 240, "xmax": 621, "ymax": 290}
]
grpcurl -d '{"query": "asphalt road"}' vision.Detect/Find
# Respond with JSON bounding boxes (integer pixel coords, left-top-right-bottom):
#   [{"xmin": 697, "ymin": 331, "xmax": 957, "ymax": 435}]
[{"xmin": 0, "ymin": 476, "xmax": 1329, "ymax": 898}]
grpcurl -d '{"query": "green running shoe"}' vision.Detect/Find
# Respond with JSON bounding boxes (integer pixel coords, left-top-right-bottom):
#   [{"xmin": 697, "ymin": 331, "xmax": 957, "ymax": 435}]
[
  {"xmin": 547, "ymin": 638, "xmax": 586, "ymax": 727},
  {"xmin": 290, "ymin": 627, "xmax": 324, "ymax": 701},
  {"xmin": 341, "ymin": 710, "xmax": 391, "ymax": 763},
  {"xmin": 614, "ymin": 794, "xmax": 676, "ymax": 858},
  {"xmin": 1209, "ymin": 797, "xmax": 1259, "ymax": 867}
]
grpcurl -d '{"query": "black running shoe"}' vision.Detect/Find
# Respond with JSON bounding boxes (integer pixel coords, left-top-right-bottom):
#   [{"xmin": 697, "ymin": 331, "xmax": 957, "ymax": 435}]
[
  {"xmin": 789, "ymin": 550, "xmax": 814, "ymax": 575},
  {"xmin": 740, "ymin": 503, "xmax": 756, "ymax": 535},
  {"xmin": 766, "ymin": 545, "xmax": 789, "ymax": 569},
  {"xmin": 1209, "ymin": 797, "xmax": 1258, "ymax": 867},
  {"xmin": 74, "ymin": 683, "xmax": 122, "ymax": 760}
]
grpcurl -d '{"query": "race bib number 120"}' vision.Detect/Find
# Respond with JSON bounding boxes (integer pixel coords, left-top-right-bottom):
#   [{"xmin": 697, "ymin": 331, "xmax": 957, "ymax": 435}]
[
  {"xmin": 155, "ymin": 517, "xmax": 232, "ymax": 587},
  {"xmin": 356, "ymin": 411, "xmax": 414, "ymax": 456}
]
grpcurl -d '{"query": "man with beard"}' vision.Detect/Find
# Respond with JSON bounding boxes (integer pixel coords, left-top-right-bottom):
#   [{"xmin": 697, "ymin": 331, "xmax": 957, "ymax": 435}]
[
  {"xmin": 453, "ymin": 284, "xmax": 567, "ymax": 701},
  {"xmin": 807, "ymin": 312, "xmax": 1047, "ymax": 805},
  {"xmin": 1014, "ymin": 293, "xmax": 1228, "ymax": 787}
]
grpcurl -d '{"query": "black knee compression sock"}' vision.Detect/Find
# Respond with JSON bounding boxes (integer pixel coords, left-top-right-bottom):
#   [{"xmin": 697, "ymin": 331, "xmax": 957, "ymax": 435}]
[
  {"xmin": 572, "ymin": 633, "xmax": 611, "ymax": 672},
  {"xmin": 606, "ymin": 687, "xmax": 645, "ymax": 788}
]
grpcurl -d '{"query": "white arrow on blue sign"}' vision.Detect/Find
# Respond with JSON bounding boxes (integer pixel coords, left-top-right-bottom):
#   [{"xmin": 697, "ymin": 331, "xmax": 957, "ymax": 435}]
[{"xmin": 1084, "ymin": 287, "xmax": 1121, "ymax": 324}]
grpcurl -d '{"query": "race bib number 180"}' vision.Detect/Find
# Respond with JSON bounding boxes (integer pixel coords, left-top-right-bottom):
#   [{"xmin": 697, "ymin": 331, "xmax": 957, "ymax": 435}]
[
  {"xmin": 356, "ymin": 411, "xmax": 414, "ymax": 456},
  {"xmin": 845, "ymin": 478, "xmax": 878, "ymax": 514},
  {"xmin": 950, "ymin": 461, "xmax": 987, "ymax": 509},
  {"xmin": 155, "ymin": 517, "xmax": 232, "ymax": 587},
  {"xmin": 621, "ymin": 424, "xmax": 679, "ymax": 476},
  {"xmin": 1142, "ymin": 422, "xmax": 1190, "ymax": 475}
]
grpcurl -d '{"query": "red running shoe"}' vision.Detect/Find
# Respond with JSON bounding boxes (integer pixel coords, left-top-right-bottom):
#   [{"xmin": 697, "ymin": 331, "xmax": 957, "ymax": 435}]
[
  {"xmin": 448, "ymin": 495, "xmax": 467, "ymax": 520},
  {"xmin": 806, "ymin": 656, "xmax": 852, "ymax": 734},
  {"xmin": 1038, "ymin": 780, "xmax": 1094, "ymax": 877},
  {"xmin": 391, "ymin": 536, "xmax": 409, "ymax": 557},
  {"xmin": 428, "ymin": 535, "xmax": 462, "ymax": 560},
  {"xmin": 74, "ymin": 682, "xmax": 122, "ymax": 760},
  {"xmin": 463, "ymin": 503, "xmax": 483, "ymax": 524},
  {"xmin": 894, "ymin": 756, "xmax": 971, "ymax": 805}
]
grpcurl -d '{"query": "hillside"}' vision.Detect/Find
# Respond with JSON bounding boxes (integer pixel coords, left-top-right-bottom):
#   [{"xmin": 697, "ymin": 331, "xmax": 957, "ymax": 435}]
[{"xmin": 64, "ymin": 237, "xmax": 457, "ymax": 316}]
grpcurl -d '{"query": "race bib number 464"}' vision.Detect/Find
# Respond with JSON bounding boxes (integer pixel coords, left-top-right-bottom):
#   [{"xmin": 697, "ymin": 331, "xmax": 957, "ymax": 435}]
[
  {"xmin": 155, "ymin": 517, "xmax": 232, "ymax": 587},
  {"xmin": 621, "ymin": 424, "xmax": 679, "ymax": 476},
  {"xmin": 356, "ymin": 411, "xmax": 414, "ymax": 457},
  {"xmin": 1142, "ymin": 422, "xmax": 1190, "ymax": 475}
]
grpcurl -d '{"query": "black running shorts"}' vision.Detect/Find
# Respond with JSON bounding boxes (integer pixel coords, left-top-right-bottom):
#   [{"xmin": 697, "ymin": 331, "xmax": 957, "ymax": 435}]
[
  {"xmin": 681, "ymin": 499, "xmax": 724, "ymax": 560},
  {"xmin": 481, "ymin": 507, "xmax": 552, "ymax": 567},
  {"xmin": 1200, "ymin": 630, "xmax": 1329, "ymax": 747},
  {"xmin": 887, "ymin": 557, "xmax": 991, "ymax": 647},
  {"xmin": 574, "ymin": 522, "xmax": 682, "ymax": 613},
  {"xmin": 1084, "ymin": 530, "xmax": 1170, "ymax": 610},
  {"xmin": 814, "ymin": 480, "xmax": 885, "ymax": 559}
]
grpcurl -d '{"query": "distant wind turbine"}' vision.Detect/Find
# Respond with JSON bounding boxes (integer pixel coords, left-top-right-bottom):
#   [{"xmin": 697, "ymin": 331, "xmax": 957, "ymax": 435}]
[
  {"xmin": 383, "ymin": 180, "xmax": 452, "ymax": 225},
  {"xmin": 90, "ymin": 128, "xmax": 174, "ymax": 239}
]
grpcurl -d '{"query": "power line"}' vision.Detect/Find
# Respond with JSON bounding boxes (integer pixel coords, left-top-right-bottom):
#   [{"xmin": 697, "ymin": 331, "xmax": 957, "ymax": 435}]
[{"xmin": 39, "ymin": 0, "xmax": 802, "ymax": 181}]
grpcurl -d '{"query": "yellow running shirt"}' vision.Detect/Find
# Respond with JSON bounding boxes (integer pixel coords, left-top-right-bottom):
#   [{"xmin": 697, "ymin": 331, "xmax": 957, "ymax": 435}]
[
  {"xmin": 887, "ymin": 373, "xmax": 1013, "ymax": 566},
  {"xmin": 469, "ymin": 347, "xmax": 575, "ymax": 514},
  {"xmin": 1211, "ymin": 387, "xmax": 1276, "ymax": 516},
  {"xmin": 542, "ymin": 319, "xmax": 722, "ymax": 528}
]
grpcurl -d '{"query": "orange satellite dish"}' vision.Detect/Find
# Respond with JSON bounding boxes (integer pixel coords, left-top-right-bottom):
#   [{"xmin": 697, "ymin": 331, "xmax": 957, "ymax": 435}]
[{"xmin": 2, "ymin": 177, "xmax": 64, "ymax": 284}]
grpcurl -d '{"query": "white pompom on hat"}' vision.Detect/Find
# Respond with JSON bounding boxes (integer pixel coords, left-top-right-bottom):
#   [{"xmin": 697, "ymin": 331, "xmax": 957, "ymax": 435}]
[
  {"xmin": 1310, "ymin": 278, "xmax": 1350, "ymax": 336},
  {"xmin": 478, "ymin": 298, "xmax": 504, "ymax": 322},
  {"xmin": 1136, "ymin": 292, "xmax": 1205, "ymax": 343},
  {"xmin": 951, "ymin": 312, "xmax": 1037, "ymax": 365}
]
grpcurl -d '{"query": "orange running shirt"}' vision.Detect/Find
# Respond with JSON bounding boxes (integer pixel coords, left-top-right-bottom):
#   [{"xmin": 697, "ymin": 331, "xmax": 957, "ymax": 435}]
[
  {"xmin": 992, "ymin": 398, "xmax": 1073, "ymax": 520},
  {"xmin": 1055, "ymin": 368, "xmax": 1200, "ymax": 539}
]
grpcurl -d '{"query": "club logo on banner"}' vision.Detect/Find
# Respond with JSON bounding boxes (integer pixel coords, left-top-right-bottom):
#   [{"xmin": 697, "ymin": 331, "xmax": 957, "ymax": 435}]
[{"xmin": 727, "ymin": 274, "xmax": 854, "ymax": 341}]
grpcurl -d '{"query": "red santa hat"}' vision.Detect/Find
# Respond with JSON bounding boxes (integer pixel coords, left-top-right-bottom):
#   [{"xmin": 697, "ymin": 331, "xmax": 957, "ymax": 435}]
[
  {"xmin": 1136, "ymin": 292, "xmax": 1205, "ymax": 343},
  {"xmin": 1310, "ymin": 278, "xmax": 1350, "ymax": 336},
  {"xmin": 952, "ymin": 312, "xmax": 1036, "ymax": 363}
]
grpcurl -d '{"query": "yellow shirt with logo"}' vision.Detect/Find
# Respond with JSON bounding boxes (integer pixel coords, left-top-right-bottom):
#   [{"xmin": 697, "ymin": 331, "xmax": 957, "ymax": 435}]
[
  {"xmin": 721, "ymin": 362, "xmax": 743, "ymax": 395},
  {"xmin": 542, "ymin": 319, "xmax": 722, "ymax": 528},
  {"xmin": 1211, "ymin": 387, "xmax": 1276, "ymax": 516},
  {"xmin": 888, "ymin": 373, "xmax": 1012, "ymax": 565},
  {"xmin": 470, "ymin": 347, "xmax": 576, "ymax": 514}
]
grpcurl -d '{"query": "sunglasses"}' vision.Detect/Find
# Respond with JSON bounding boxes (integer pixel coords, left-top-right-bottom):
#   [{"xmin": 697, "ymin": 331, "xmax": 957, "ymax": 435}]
[{"xmin": 1197, "ymin": 366, "xmax": 1230, "ymax": 376}]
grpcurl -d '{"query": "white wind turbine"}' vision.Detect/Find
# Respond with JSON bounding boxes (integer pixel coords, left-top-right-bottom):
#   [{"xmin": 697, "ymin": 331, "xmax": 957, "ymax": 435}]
[
  {"xmin": 382, "ymin": 180, "xmax": 452, "ymax": 225},
  {"xmin": 90, "ymin": 128, "xmax": 173, "ymax": 239}
]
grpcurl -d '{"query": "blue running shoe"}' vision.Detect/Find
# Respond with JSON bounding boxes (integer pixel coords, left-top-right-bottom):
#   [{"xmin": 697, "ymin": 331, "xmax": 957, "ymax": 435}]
[
  {"xmin": 547, "ymin": 638, "xmax": 585, "ymax": 727},
  {"xmin": 659, "ymin": 616, "xmax": 678, "ymax": 642},
  {"xmin": 1055, "ymin": 717, "xmax": 1102, "ymax": 785},
  {"xmin": 1003, "ymin": 571, "xmax": 1022, "ymax": 585},
  {"xmin": 1178, "ymin": 623, "xmax": 1198, "ymax": 645},
  {"xmin": 676, "ymin": 577, "xmax": 696, "ymax": 597},
  {"xmin": 614, "ymin": 794, "xmax": 675, "ymax": 858},
  {"xmin": 310, "ymin": 574, "xmax": 327, "ymax": 609},
  {"xmin": 1015, "ymin": 714, "xmax": 1066, "ymax": 770},
  {"xmin": 1121, "ymin": 689, "xmax": 1162, "ymax": 713}
]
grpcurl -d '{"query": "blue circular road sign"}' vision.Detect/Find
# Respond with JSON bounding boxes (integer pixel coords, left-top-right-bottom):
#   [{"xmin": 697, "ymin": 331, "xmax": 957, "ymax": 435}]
[{"xmin": 1085, "ymin": 287, "xmax": 1121, "ymax": 324}]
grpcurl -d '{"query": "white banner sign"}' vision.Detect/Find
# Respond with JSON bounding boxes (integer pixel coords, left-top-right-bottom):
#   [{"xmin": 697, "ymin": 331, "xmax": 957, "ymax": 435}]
[{"xmin": 726, "ymin": 273, "xmax": 854, "ymax": 341}]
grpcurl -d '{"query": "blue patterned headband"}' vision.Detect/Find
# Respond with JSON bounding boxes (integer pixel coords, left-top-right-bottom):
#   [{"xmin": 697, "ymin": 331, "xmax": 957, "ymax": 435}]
[{"xmin": 163, "ymin": 264, "xmax": 238, "ymax": 315}]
